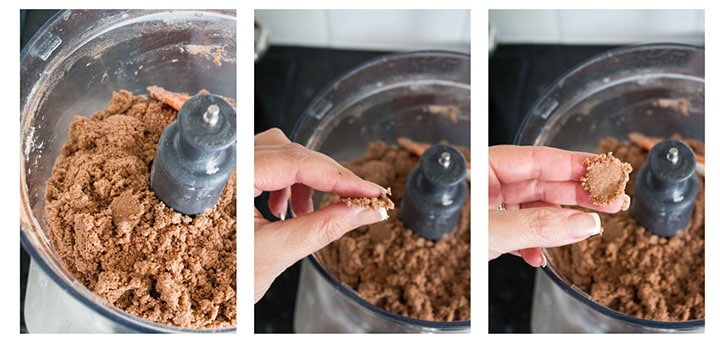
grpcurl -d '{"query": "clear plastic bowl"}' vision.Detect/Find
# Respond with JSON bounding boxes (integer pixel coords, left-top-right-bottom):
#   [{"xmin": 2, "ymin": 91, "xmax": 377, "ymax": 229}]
[
  {"xmin": 292, "ymin": 51, "xmax": 471, "ymax": 332},
  {"xmin": 20, "ymin": 10, "xmax": 236, "ymax": 333},
  {"xmin": 516, "ymin": 44, "xmax": 704, "ymax": 333}
]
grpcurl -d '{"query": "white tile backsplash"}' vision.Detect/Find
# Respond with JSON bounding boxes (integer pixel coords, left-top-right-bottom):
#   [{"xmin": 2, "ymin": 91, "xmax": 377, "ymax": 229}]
[
  {"xmin": 255, "ymin": 9, "xmax": 329, "ymax": 48},
  {"xmin": 490, "ymin": 9, "xmax": 704, "ymax": 45},
  {"xmin": 255, "ymin": 9, "xmax": 703, "ymax": 51},
  {"xmin": 255, "ymin": 9, "xmax": 471, "ymax": 53},
  {"xmin": 487, "ymin": 10, "xmax": 561, "ymax": 43}
]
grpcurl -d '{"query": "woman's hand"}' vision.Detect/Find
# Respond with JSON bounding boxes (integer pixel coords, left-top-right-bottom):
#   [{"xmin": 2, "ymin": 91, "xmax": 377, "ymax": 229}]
[
  {"xmin": 489, "ymin": 145, "xmax": 630, "ymax": 267},
  {"xmin": 254, "ymin": 128, "xmax": 387, "ymax": 303}
]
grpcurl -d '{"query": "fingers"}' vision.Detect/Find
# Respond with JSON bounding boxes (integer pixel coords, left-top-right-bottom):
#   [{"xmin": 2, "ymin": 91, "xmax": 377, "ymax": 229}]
[
  {"xmin": 290, "ymin": 183, "xmax": 314, "ymax": 216},
  {"xmin": 517, "ymin": 247, "xmax": 545, "ymax": 268},
  {"xmin": 254, "ymin": 128, "xmax": 388, "ymax": 302},
  {"xmin": 254, "ymin": 202, "xmax": 388, "ymax": 303},
  {"xmin": 255, "ymin": 142, "xmax": 384, "ymax": 198},
  {"xmin": 267, "ymin": 187, "xmax": 290, "ymax": 220},
  {"xmin": 498, "ymin": 179, "xmax": 631, "ymax": 213},
  {"xmin": 490, "ymin": 145, "xmax": 595, "ymax": 183},
  {"xmin": 266, "ymin": 183, "xmax": 332, "ymax": 220},
  {"xmin": 255, "ymin": 127, "xmax": 292, "ymax": 146},
  {"xmin": 489, "ymin": 207, "xmax": 602, "ymax": 260}
]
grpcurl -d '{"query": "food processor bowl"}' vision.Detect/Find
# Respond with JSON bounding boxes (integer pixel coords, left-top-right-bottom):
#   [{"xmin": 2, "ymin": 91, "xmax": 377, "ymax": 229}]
[
  {"xmin": 292, "ymin": 51, "xmax": 470, "ymax": 332},
  {"xmin": 516, "ymin": 44, "xmax": 704, "ymax": 333},
  {"xmin": 20, "ymin": 10, "xmax": 236, "ymax": 333}
]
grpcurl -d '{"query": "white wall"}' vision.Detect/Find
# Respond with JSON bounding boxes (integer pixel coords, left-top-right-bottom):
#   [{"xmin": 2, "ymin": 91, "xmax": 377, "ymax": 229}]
[
  {"xmin": 255, "ymin": 9, "xmax": 471, "ymax": 53},
  {"xmin": 489, "ymin": 9, "xmax": 704, "ymax": 45}
]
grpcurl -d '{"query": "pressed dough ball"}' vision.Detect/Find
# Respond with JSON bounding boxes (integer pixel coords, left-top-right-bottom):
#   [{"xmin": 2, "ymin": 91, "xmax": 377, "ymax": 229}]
[{"xmin": 581, "ymin": 152, "xmax": 632, "ymax": 206}]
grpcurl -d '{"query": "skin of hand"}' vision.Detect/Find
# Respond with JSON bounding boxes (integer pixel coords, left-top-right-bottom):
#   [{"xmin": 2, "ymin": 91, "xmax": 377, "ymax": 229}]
[
  {"xmin": 254, "ymin": 128, "xmax": 388, "ymax": 303},
  {"xmin": 489, "ymin": 145, "xmax": 631, "ymax": 267}
]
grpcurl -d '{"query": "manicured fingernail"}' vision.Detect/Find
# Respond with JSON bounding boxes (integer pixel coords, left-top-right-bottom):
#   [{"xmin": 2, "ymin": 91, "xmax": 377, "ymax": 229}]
[
  {"xmin": 379, "ymin": 208, "xmax": 388, "ymax": 220},
  {"xmin": 306, "ymin": 197, "xmax": 314, "ymax": 214},
  {"xmin": 277, "ymin": 200, "xmax": 288, "ymax": 221},
  {"xmin": 621, "ymin": 194, "xmax": 631, "ymax": 211},
  {"xmin": 353, "ymin": 207, "xmax": 387, "ymax": 227},
  {"xmin": 540, "ymin": 253, "xmax": 547, "ymax": 268},
  {"xmin": 568, "ymin": 212, "xmax": 602, "ymax": 238}
]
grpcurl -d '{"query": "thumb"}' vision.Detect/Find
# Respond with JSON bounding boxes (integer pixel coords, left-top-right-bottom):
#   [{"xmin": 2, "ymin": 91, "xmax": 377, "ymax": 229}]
[
  {"xmin": 271, "ymin": 202, "xmax": 388, "ymax": 260},
  {"xmin": 255, "ymin": 202, "xmax": 387, "ymax": 302},
  {"xmin": 489, "ymin": 207, "xmax": 602, "ymax": 259}
]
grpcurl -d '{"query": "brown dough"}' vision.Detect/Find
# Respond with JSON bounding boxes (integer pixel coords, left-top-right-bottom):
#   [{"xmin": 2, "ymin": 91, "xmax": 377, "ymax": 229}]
[
  {"xmin": 552, "ymin": 136, "xmax": 704, "ymax": 321},
  {"xmin": 317, "ymin": 141, "xmax": 470, "ymax": 322},
  {"xmin": 44, "ymin": 90, "xmax": 236, "ymax": 329},
  {"xmin": 581, "ymin": 152, "xmax": 632, "ymax": 206},
  {"xmin": 342, "ymin": 188, "xmax": 395, "ymax": 210}
]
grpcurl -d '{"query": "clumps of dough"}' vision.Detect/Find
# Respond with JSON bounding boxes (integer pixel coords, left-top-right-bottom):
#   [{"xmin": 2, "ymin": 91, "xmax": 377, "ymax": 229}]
[
  {"xmin": 581, "ymin": 152, "xmax": 633, "ymax": 206},
  {"xmin": 342, "ymin": 187, "xmax": 395, "ymax": 210}
]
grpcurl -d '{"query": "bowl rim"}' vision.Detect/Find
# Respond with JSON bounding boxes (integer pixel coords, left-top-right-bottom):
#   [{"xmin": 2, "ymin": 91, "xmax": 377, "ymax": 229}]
[
  {"xmin": 541, "ymin": 262, "xmax": 704, "ymax": 330},
  {"xmin": 291, "ymin": 49, "xmax": 471, "ymax": 143},
  {"xmin": 515, "ymin": 42, "xmax": 704, "ymax": 145}
]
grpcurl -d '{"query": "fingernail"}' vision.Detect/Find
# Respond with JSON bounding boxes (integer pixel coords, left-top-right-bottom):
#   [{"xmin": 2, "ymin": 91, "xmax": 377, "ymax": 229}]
[
  {"xmin": 306, "ymin": 197, "xmax": 314, "ymax": 214},
  {"xmin": 379, "ymin": 208, "xmax": 388, "ymax": 220},
  {"xmin": 352, "ymin": 207, "xmax": 387, "ymax": 227},
  {"xmin": 621, "ymin": 194, "xmax": 631, "ymax": 211},
  {"xmin": 568, "ymin": 212, "xmax": 602, "ymax": 238},
  {"xmin": 540, "ymin": 253, "xmax": 547, "ymax": 268},
  {"xmin": 277, "ymin": 200, "xmax": 288, "ymax": 221}
]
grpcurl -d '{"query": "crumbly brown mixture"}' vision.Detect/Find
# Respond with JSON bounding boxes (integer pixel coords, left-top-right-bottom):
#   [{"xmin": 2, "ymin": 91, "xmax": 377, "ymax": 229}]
[
  {"xmin": 44, "ymin": 90, "xmax": 236, "ymax": 329},
  {"xmin": 581, "ymin": 152, "xmax": 632, "ymax": 206},
  {"xmin": 552, "ymin": 136, "xmax": 704, "ymax": 321},
  {"xmin": 342, "ymin": 188, "xmax": 395, "ymax": 210},
  {"xmin": 317, "ymin": 141, "xmax": 470, "ymax": 322}
]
